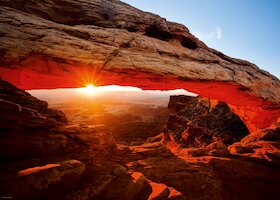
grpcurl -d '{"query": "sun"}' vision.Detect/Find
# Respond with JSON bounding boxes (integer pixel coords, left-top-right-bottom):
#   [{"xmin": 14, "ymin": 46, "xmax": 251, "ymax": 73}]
[
  {"xmin": 85, "ymin": 84, "xmax": 95, "ymax": 90},
  {"xmin": 83, "ymin": 84, "xmax": 96, "ymax": 95}
]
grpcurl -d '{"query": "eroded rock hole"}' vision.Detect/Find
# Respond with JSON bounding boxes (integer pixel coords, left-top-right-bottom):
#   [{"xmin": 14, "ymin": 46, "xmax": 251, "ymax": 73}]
[
  {"xmin": 181, "ymin": 38, "xmax": 198, "ymax": 49},
  {"xmin": 127, "ymin": 27, "xmax": 138, "ymax": 32},
  {"xmin": 144, "ymin": 24, "xmax": 172, "ymax": 41}
]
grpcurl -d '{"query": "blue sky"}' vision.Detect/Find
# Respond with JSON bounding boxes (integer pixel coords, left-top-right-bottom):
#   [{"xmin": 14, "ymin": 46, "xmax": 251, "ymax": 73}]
[{"xmin": 122, "ymin": 0, "xmax": 280, "ymax": 78}]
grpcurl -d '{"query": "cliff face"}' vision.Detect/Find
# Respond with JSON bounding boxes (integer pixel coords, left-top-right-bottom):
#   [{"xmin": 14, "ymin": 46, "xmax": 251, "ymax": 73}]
[
  {"xmin": 166, "ymin": 95, "xmax": 249, "ymax": 147},
  {"xmin": 0, "ymin": 79, "xmax": 167, "ymax": 200},
  {"xmin": 0, "ymin": 79, "xmax": 116, "ymax": 199},
  {"xmin": 0, "ymin": 79, "xmax": 68, "ymax": 129},
  {"xmin": 0, "ymin": 0, "xmax": 279, "ymax": 131},
  {"xmin": 163, "ymin": 95, "xmax": 280, "ymax": 164}
]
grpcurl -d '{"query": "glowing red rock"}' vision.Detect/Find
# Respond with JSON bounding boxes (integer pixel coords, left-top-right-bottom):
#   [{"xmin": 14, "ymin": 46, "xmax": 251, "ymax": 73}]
[{"xmin": 1, "ymin": 61, "xmax": 279, "ymax": 133}]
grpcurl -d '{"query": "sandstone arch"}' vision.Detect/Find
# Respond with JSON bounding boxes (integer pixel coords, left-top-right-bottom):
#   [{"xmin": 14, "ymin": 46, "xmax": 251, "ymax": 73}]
[{"xmin": 0, "ymin": 0, "xmax": 279, "ymax": 132}]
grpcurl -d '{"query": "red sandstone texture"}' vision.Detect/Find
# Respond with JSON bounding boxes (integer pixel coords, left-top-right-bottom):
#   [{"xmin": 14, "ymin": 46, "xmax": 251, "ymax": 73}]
[{"xmin": 0, "ymin": 0, "xmax": 280, "ymax": 132}]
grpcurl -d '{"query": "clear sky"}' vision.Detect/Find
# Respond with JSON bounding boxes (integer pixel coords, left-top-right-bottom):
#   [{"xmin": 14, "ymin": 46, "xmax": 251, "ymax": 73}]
[{"xmin": 122, "ymin": 0, "xmax": 280, "ymax": 79}]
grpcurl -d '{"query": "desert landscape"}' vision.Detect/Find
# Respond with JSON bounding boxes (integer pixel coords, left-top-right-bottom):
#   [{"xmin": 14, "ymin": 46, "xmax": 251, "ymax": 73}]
[{"xmin": 30, "ymin": 88, "xmax": 192, "ymax": 144}]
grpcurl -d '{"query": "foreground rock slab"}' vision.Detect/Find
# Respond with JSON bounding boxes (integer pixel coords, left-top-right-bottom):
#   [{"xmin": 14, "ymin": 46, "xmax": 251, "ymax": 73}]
[{"xmin": 121, "ymin": 139, "xmax": 280, "ymax": 200}]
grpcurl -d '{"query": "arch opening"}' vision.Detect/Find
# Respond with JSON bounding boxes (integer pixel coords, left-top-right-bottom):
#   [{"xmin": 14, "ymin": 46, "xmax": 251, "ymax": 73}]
[{"xmin": 27, "ymin": 85, "xmax": 250, "ymax": 145}]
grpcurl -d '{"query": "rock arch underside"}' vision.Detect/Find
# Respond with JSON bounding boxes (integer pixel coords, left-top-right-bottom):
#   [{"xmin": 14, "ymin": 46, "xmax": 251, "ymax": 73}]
[{"xmin": 1, "ymin": 1, "xmax": 280, "ymax": 199}]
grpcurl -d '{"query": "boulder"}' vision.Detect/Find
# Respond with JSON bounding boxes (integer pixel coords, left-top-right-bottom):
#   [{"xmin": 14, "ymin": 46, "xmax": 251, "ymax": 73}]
[
  {"xmin": 241, "ymin": 128, "xmax": 280, "ymax": 143},
  {"xmin": 229, "ymin": 140, "xmax": 280, "ymax": 163},
  {"xmin": 148, "ymin": 182, "xmax": 170, "ymax": 200},
  {"xmin": 207, "ymin": 141, "xmax": 228, "ymax": 150},
  {"xmin": 167, "ymin": 187, "xmax": 185, "ymax": 200},
  {"xmin": 100, "ymin": 172, "xmax": 152, "ymax": 200},
  {"xmin": 17, "ymin": 160, "xmax": 85, "ymax": 190}
]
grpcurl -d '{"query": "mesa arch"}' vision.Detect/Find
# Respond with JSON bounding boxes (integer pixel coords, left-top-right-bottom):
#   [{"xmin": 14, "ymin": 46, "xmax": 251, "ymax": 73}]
[{"xmin": 0, "ymin": 0, "xmax": 280, "ymax": 133}]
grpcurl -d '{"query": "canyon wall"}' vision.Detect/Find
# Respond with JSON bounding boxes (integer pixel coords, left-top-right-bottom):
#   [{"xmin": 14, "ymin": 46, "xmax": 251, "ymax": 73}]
[
  {"xmin": 0, "ymin": 79, "xmax": 160, "ymax": 200},
  {"xmin": 166, "ymin": 95, "xmax": 249, "ymax": 147}
]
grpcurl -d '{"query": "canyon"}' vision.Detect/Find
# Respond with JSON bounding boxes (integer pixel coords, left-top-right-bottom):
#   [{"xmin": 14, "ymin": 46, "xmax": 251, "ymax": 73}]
[
  {"xmin": 0, "ymin": 0, "xmax": 280, "ymax": 199},
  {"xmin": 1, "ymin": 79, "xmax": 280, "ymax": 200}
]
